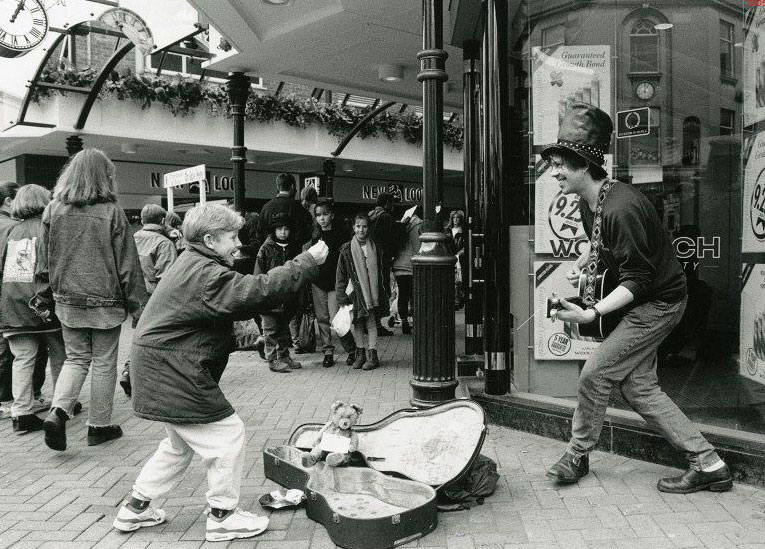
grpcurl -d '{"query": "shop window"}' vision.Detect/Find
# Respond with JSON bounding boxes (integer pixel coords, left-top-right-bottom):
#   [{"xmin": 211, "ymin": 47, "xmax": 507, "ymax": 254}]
[
  {"xmin": 720, "ymin": 20, "xmax": 734, "ymax": 79},
  {"xmin": 682, "ymin": 116, "xmax": 700, "ymax": 165},
  {"xmin": 629, "ymin": 107, "xmax": 661, "ymax": 165},
  {"xmin": 720, "ymin": 108, "xmax": 735, "ymax": 135},
  {"xmin": 630, "ymin": 19, "xmax": 659, "ymax": 73},
  {"xmin": 541, "ymin": 24, "xmax": 564, "ymax": 48}
]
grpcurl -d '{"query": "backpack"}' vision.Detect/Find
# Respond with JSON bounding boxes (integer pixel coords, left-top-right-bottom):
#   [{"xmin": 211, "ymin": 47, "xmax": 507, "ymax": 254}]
[{"xmin": 436, "ymin": 454, "xmax": 500, "ymax": 511}]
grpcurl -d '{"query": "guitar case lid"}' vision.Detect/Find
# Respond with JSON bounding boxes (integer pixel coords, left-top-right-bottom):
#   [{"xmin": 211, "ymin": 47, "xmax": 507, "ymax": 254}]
[{"xmin": 288, "ymin": 399, "xmax": 487, "ymax": 488}]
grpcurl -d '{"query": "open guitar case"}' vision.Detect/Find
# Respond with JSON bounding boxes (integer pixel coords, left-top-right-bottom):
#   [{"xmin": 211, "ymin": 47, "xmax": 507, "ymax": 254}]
[{"xmin": 263, "ymin": 399, "xmax": 487, "ymax": 549}]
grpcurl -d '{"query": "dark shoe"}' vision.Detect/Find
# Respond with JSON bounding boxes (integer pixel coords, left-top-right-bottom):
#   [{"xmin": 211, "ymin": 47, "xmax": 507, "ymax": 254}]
[
  {"xmin": 286, "ymin": 357, "xmax": 302, "ymax": 370},
  {"xmin": 352, "ymin": 348, "xmax": 367, "ymax": 369},
  {"xmin": 119, "ymin": 370, "xmax": 132, "ymax": 398},
  {"xmin": 13, "ymin": 414, "xmax": 45, "ymax": 434},
  {"xmin": 323, "ymin": 355, "xmax": 335, "ymax": 368},
  {"xmin": 73, "ymin": 401, "xmax": 83, "ymax": 416},
  {"xmin": 402, "ymin": 323, "xmax": 412, "ymax": 335},
  {"xmin": 254, "ymin": 338, "xmax": 266, "ymax": 361},
  {"xmin": 657, "ymin": 464, "xmax": 732, "ymax": 494},
  {"xmin": 269, "ymin": 360, "xmax": 291, "ymax": 373},
  {"xmin": 87, "ymin": 425, "xmax": 123, "ymax": 446},
  {"xmin": 377, "ymin": 325, "xmax": 394, "ymax": 337},
  {"xmin": 346, "ymin": 350, "xmax": 357, "ymax": 366},
  {"xmin": 43, "ymin": 407, "xmax": 69, "ymax": 451},
  {"xmin": 363, "ymin": 349, "xmax": 380, "ymax": 370},
  {"xmin": 546, "ymin": 452, "xmax": 589, "ymax": 483},
  {"xmin": 294, "ymin": 346, "xmax": 311, "ymax": 355}
]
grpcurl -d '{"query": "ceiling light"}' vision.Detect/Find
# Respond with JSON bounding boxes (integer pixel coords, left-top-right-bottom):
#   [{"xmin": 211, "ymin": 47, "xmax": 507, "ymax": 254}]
[
  {"xmin": 246, "ymin": 150, "xmax": 257, "ymax": 164},
  {"xmin": 378, "ymin": 64, "xmax": 404, "ymax": 82},
  {"xmin": 262, "ymin": 0, "xmax": 290, "ymax": 4},
  {"xmin": 734, "ymin": 42, "xmax": 744, "ymax": 48},
  {"xmin": 343, "ymin": 163, "xmax": 354, "ymax": 173},
  {"xmin": 653, "ymin": 23, "xmax": 673, "ymax": 30},
  {"xmin": 121, "ymin": 143, "xmax": 137, "ymax": 154}
]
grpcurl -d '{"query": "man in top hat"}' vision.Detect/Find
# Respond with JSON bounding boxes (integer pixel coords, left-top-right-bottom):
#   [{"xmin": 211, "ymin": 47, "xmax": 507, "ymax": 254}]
[{"xmin": 542, "ymin": 102, "xmax": 731, "ymax": 494}]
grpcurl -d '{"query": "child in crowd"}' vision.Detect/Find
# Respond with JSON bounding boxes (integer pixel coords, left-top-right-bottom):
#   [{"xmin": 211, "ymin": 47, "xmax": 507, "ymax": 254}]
[
  {"xmin": 311, "ymin": 200, "xmax": 350, "ymax": 368},
  {"xmin": 113, "ymin": 204, "xmax": 326, "ymax": 542},
  {"xmin": 336, "ymin": 213, "xmax": 389, "ymax": 370},
  {"xmin": 255, "ymin": 213, "xmax": 303, "ymax": 373}
]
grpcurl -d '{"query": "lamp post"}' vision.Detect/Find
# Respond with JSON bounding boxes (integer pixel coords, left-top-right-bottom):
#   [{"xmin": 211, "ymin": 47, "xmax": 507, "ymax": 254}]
[
  {"xmin": 410, "ymin": 0, "xmax": 458, "ymax": 408},
  {"xmin": 226, "ymin": 72, "xmax": 251, "ymax": 212}
]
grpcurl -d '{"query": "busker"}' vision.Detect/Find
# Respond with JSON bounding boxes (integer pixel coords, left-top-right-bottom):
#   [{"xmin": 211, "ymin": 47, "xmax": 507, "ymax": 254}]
[
  {"xmin": 255, "ymin": 212, "xmax": 303, "ymax": 373},
  {"xmin": 113, "ymin": 203, "xmax": 327, "ymax": 542},
  {"xmin": 367, "ymin": 193, "xmax": 397, "ymax": 336},
  {"xmin": 37, "ymin": 149, "xmax": 147, "ymax": 451},
  {"xmin": 336, "ymin": 213, "xmax": 389, "ymax": 370},
  {"xmin": 310, "ymin": 199, "xmax": 350, "ymax": 367},
  {"xmin": 0, "ymin": 185, "xmax": 78, "ymax": 434},
  {"xmin": 543, "ymin": 102, "xmax": 731, "ymax": 494},
  {"xmin": 120, "ymin": 204, "xmax": 178, "ymax": 397}
]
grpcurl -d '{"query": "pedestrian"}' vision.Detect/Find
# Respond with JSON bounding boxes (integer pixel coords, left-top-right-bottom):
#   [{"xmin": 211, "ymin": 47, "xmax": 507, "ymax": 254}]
[
  {"xmin": 543, "ymin": 102, "xmax": 730, "ymax": 493},
  {"xmin": 234, "ymin": 211, "xmax": 266, "ymax": 358},
  {"xmin": 164, "ymin": 211, "xmax": 185, "ymax": 254},
  {"xmin": 38, "ymin": 148, "xmax": 148, "ymax": 451},
  {"xmin": 311, "ymin": 199, "xmax": 350, "ymax": 368},
  {"xmin": 336, "ymin": 213, "xmax": 389, "ymax": 370},
  {"xmin": 255, "ymin": 213, "xmax": 303, "ymax": 373},
  {"xmin": 113, "ymin": 203, "xmax": 327, "ymax": 542},
  {"xmin": 0, "ymin": 181, "xmax": 20, "ymax": 418},
  {"xmin": 446, "ymin": 209, "xmax": 466, "ymax": 308},
  {"xmin": 0, "ymin": 185, "xmax": 79, "ymax": 433},
  {"xmin": 119, "ymin": 204, "xmax": 178, "ymax": 397},
  {"xmin": 392, "ymin": 206, "xmax": 423, "ymax": 335},
  {"xmin": 367, "ymin": 193, "xmax": 396, "ymax": 336},
  {"xmin": 301, "ymin": 185, "xmax": 318, "ymax": 220}
]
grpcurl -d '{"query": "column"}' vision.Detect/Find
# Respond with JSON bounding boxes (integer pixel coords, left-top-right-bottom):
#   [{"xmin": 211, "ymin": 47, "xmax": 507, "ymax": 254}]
[
  {"xmin": 65, "ymin": 135, "xmax": 83, "ymax": 157},
  {"xmin": 457, "ymin": 39, "xmax": 485, "ymax": 376},
  {"xmin": 482, "ymin": 0, "xmax": 512, "ymax": 395},
  {"xmin": 226, "ymin": 72, "xmax": 251, "ymax": 212},
  {"xmin": 322, "ymin": 158, "xmax": 335, "ymax": 198},
  {"xmin": 410, "ymin": 0, "xmax": 458, "ymax": 408}
]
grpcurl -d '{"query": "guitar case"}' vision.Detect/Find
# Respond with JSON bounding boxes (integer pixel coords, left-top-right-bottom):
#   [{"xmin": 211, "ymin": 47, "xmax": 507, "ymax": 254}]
[{"xmin": 263, "ymin": 399, "xmax": 487, "ymax": 549}]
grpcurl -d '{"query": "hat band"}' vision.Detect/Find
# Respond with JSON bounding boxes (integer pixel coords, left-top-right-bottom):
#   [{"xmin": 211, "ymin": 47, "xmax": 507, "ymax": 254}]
[{"xmin": 557, "ymin": 139, "xmax": 606, "ymax": 164}]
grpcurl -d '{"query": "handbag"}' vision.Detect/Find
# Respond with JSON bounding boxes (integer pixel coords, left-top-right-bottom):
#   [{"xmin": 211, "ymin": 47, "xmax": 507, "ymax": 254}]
[{"xmin": 298, "ymin": 310, "xmax": 317, "ymax": 353}]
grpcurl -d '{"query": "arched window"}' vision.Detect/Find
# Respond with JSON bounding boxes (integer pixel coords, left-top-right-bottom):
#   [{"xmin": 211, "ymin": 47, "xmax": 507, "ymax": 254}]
[{"xmin": 630, "ymin": 19, "xmax": 658, "ymax": 73}]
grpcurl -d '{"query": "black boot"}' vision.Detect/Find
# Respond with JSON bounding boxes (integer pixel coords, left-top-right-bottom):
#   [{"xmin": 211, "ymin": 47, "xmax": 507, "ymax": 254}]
[
  {"xmin": 43, "ymin": 407, "xmax": 69, "ymax": 451},
  {"xmin": 13, "ymin": 414, "xmax": 44, "ymax": 434},
  {"xmin": 322, "ymin": 355, "xmax": 335, "ymax": 368},
  {"xmin": 119, "ymin": 369, "xmax": 131, "ymax": 398},
  {"xmin": 401, "ymin": 322, "xmax": 412, "ymax": 335},
  {"xmin": 657, "ymin": 464, "xmax": 732, "ymax": 494},
  {"xmin": 377, "ymin": 324, "xmax": 394, "ymax": 337},
  {"xmin": 352, "ymin": 348, "xmax": 367, "ymax": 370},
  {"xmin": 87, "ymin": 425, "xmax": 123, "ymax": 446},
  {"xmin": 346, "ymin": 349, "xmax": 357, "ymax": 366},
  {"xmin": 546, "ymin": 452, "xmax": 589, "ymax": 483}
]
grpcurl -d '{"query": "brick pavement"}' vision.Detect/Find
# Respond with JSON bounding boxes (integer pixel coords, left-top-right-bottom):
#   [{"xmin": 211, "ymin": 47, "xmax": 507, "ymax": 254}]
[{"xmin": 1, "ymin": 322, "xmax": 764, "ymax": 549}]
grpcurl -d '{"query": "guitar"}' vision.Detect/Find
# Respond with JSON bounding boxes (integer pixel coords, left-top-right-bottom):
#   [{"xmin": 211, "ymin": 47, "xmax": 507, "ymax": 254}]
[{"xmin": 546, "ymin": 268, "xmax": 621, "ymax": 341}]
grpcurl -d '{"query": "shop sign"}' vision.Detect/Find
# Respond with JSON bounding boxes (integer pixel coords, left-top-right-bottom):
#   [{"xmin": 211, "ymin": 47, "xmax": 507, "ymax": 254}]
[
  {"xmin": 163, "ymin": 164, "xmax": 206, "ymax": 188},
  {"xmin": 616, "ymin": 107, "xmax": 650, "ymax": 138},
  {"xmin": 361, "ymin": 184, "xmax": 423, "ymax": 204},
  {"xmin": 744, "ymin": 7, "xmax": 765, "ymax": 125},
  {"xmin": 743, "ymin": 131, "xmax": 765, "ymax": 252},
  {"xmin": 740, "ymin": 263, "xmax": 765, "ymax": 386},
  {"xmin": 533, "ymin": 261, "xmax": 600, "ymax": 361},
  {"xmin": 531, "ymin": 45, "xmax": 611, "ymax": 146}
]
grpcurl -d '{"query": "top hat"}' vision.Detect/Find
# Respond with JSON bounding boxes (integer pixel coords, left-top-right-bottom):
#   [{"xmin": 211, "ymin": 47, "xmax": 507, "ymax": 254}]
[
  {"xmin": 269, "ymin": 212, "xmax": 292, "ymax": 230},
  {"xmin": 541, "ymin": 102, "xmax": 613, "ymax": 166}
]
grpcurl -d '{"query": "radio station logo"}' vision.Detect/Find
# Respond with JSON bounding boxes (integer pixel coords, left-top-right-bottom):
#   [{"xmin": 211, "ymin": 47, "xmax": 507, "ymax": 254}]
[
  {"xmin": 747, "ymin": 348, "xmax": 758, "ymax": 376},
  {"xmin": 750, "ymin": 168, "xmax": 765, "ymax": 241},
  {"xmin": 548, "ymin": 333, "xmax": 572, "ymax": 356}
]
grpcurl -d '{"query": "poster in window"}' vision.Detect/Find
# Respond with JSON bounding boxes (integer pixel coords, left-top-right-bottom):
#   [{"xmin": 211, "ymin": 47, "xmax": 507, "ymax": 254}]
[
  {"xmin": 533, "ymin": 261, "xmax": 601, "ymax": 361},
  {"xmin": 740, "ymin": 263, "xmax": 765, "ymax": 386},
  {"xmin": 531, "ymin": 45, "xmax": 611, "ymax": 146},
  {"xmin": 742, "ymin": 131, "xmax": 765, "ymax": 253},
  {"xmin": 744, "ymin": 7, "xmax": 765, "ymax": 126},
  {"xmin": 534, "ymin": 154, "xmax": 612, "ymax": 257}
]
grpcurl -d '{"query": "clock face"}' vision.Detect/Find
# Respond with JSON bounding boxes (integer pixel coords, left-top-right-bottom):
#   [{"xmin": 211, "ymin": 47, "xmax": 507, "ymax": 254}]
[
  {"xmin": 99, "ymin": 8, "xmax": 154, "ymax": 55},
  {"xmin": 636, "ymin": 81, "xmax": 655, "ymax": 100},
  {"xmin": 0, "ymin": 0, "xmax": 48, "ymax": 58}
]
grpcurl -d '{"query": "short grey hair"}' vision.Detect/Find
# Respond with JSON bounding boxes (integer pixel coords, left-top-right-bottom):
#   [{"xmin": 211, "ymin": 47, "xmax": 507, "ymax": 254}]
[{"xmin": 182, "ymin": 204, "xmax": 243, "ymax": 243}]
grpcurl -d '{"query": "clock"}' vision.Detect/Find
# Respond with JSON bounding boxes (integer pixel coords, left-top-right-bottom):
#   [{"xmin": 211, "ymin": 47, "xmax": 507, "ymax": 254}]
[
  {"xmin": 0, "ymin": 0, "xmax": 48, "ymax": 58},
  {"xmin": 99, "ymin": 8, "xmax": 154, "ymax": 55},
  {"xmin": 635, "ymin": 81, "xmax": 655, "ymax": 100}
]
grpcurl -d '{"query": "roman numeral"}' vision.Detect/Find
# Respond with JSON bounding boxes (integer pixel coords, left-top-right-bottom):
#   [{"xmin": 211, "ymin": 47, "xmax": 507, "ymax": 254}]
[
  {"xmin": 29, "ymin": 5, "xmax": 41, "ymax": 13},
  {"xmin": 11, "ymin": 35, "xmax": 18, "ymax": 46},
  {"xmin": 33, "ymin": 18, "xmax": 45, "ymax": 26},
  {"xmin": 0, "ymin": 31, "xmax": 6, "ymax": 44},
  {"xmin": 22, "ymin": 35, "xmax": 30, "ymax": 45},
  {"xmin": 30, "ymin": 28, "xmax": 41, "ymax": 39}
]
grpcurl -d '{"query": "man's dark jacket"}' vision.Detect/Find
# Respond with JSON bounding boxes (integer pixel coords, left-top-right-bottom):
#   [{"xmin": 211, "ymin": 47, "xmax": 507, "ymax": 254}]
[
  {"xmin": 256, "ymin": 194, "xmax": 312, "ymax": 247},
  {"xmin": 130, "ymin": 242, "xmax": 318, "ymax": 424}
]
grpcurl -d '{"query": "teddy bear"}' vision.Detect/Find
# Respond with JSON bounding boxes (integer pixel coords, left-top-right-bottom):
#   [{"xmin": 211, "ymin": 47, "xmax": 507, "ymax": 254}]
[{"xmin": 301, "ymin": 401, "xmax": 363, "ymax": 467}]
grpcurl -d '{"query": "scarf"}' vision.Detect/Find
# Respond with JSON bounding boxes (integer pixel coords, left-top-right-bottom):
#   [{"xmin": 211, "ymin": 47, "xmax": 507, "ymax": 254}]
[{"xmin": 350, "ymin": 236, "xmax": 379, "ymax": 309}]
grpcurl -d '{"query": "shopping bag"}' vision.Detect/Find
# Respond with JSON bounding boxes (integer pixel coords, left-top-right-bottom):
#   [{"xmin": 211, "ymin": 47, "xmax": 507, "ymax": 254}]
[
  {"xmin": 298, "ymin": 311, "xmax": 317, "ymax": 353},
  {"xmin": 331, "ymin": 304, "xmax": 354, "ymax": 336}
]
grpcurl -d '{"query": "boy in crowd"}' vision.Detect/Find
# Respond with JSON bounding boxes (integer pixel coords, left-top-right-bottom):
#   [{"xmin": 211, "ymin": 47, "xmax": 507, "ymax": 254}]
[{"xmin": 113, "ymin": 204, "xmax": 327, "ymax": 542}]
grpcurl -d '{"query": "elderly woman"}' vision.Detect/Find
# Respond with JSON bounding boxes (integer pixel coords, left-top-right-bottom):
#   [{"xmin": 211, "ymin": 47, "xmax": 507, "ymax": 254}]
[{"xmin": 37, "ymin": 149, "xmax": 147, "ymax": 451}]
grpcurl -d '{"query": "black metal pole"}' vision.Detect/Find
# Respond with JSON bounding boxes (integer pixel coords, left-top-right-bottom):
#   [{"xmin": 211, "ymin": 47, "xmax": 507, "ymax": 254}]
[
  {"xmin": 65, "ymin": 135, "xmax": 83, "ymax": 157},
  {"xmin": 322, "ymin": 159, "xmax": 335, "ymax": 198},
  {"xmin": 410, "ymin": 0, "xmax": 457, "ymax": 408},
  {"xmin": 226, "ymin": 72, "xmax": 251, "ymax": 212},
  {"xmin": 457, "ymin": 39, "xmax": 485, "ymax": 376},
  {"xmin": 482, "ymin": 0, "xmax": 511, "ymax": 395}
]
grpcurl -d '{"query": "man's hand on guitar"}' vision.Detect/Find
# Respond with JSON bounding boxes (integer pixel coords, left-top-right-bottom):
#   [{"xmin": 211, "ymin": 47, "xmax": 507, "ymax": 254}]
[
  {"xmin": 566, "ymin": 266, "xmax": 581, "ymax": 288},
  {"xmin": 552, "ymin": 297, "xmax": 597, "ymax": 325}
]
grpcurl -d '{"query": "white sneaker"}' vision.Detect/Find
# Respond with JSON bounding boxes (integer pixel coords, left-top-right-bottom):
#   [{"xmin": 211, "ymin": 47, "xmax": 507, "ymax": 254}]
[
  {"xmin": 30, "ymin": 396, "xmax": 51, "ymax": 414},
  {"xmin": 205, "ymin": 508, "xmax": 269, "ymax": 542},
  {"xmin": 113, "ymin": 501, "xmax": 166, "ymax": 532},
  {"xmin": 0, "ymin": 402, "xmax": 11, "ymax": 420}
]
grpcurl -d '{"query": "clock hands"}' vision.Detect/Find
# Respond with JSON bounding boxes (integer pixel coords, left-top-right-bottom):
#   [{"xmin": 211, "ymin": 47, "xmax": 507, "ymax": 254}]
[{"xmin": 10, "ymin": 0, "xmax": 25, "ymax": 24}]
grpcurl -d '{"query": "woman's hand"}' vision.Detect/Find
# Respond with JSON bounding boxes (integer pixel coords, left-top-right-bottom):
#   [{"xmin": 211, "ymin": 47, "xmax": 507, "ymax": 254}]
[{"xmin": 552, "ymin": 297, "xmax": 597, "ymax": 325}]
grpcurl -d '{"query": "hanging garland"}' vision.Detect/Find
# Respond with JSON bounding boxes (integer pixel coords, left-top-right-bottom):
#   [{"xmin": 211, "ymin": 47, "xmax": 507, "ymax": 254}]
[{"xmin": 31, "ymin": 66, "xmax": 464, "ymax": 151}]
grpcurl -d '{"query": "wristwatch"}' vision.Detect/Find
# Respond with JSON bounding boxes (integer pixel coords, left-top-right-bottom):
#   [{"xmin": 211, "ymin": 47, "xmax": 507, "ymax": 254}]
[{"xmin": 588, "ymin": 306, "xmax": 602, "ymax": 320}]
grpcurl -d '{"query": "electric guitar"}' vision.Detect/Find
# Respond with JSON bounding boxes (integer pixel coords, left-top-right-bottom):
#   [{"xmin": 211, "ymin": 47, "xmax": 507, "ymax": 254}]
[{"xmin": 546, "ymin": 268, "xmax": 621, "ymax": 341}]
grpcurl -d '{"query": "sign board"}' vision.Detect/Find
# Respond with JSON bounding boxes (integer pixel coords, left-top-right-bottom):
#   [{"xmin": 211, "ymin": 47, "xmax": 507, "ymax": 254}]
[
  {"xmin": 303, "ymin": 175, "xmax": 321, "ymax": 196},
  {"xmin": 744, "ymin": 7, "xmax": 765, "ymax": 126},
  {"xmin": 164, "ymin": 164, "xmax": 206, "ymax": 212},
  {"xmin": 616, "ymin": 107, "xmax": 650, "ymax": 138},
  {"xmin": 743, "ymin": 132, "xmax": 765, "ymax": 253},
  {"xmin": 740, "ymin": 263, "xmax": 765, "ymax": 386}
]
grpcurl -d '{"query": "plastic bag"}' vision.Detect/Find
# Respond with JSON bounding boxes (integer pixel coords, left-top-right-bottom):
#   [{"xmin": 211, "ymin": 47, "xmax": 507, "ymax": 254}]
[
  {"xmin": 332, "ymin": 304, "xmax": 354, "ymax": 336},
  {"xmin": 298, "ymin": 311, "xmax": 316, "ymax": 352},
  {"xmin": 437, "ymin": 455, "xmax": 499, "ymax": 511}
]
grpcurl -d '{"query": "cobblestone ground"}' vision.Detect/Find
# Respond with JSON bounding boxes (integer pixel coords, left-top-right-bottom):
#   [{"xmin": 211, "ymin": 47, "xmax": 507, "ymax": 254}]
[{"xmin": 1, "ymin": 322, "xmax": 764, "ymax": 549}]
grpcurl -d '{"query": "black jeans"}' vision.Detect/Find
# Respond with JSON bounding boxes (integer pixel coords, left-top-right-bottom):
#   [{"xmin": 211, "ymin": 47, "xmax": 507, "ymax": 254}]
[
  {"xmin": 395, "ymin": 275, "xmax": 413, "ymax": 326},
  {"xmin": 0, "ymin": 336, "xmax": 47, "ymax": 402}
]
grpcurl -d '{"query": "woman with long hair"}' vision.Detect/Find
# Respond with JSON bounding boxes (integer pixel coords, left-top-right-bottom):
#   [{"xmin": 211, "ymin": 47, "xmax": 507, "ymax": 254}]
[
  {"xmin": 37, "ymin": 149, "xmax": 147, "ymax": 451},
  {"xmin": 446, "ymin": 209, "xmax": 466, "ymax": 309}
]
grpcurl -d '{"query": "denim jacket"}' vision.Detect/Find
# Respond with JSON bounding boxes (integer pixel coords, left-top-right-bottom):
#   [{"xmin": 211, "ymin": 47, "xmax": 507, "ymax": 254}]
[{"xmin": 35, "ymin": 200, "xmax": 148, "ymax": 325}]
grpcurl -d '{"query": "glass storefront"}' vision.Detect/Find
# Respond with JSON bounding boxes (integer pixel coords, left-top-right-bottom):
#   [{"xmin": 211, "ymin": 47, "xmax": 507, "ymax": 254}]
[{"xmin": 511, "ymin": 1, "xmax": 764, "ymax": 435}]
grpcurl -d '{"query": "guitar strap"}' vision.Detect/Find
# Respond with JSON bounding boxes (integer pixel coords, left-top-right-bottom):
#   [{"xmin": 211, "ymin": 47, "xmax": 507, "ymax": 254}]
[{"xmin": 582, "ymin": 179, "xmax": 614, "ymax": 307}]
